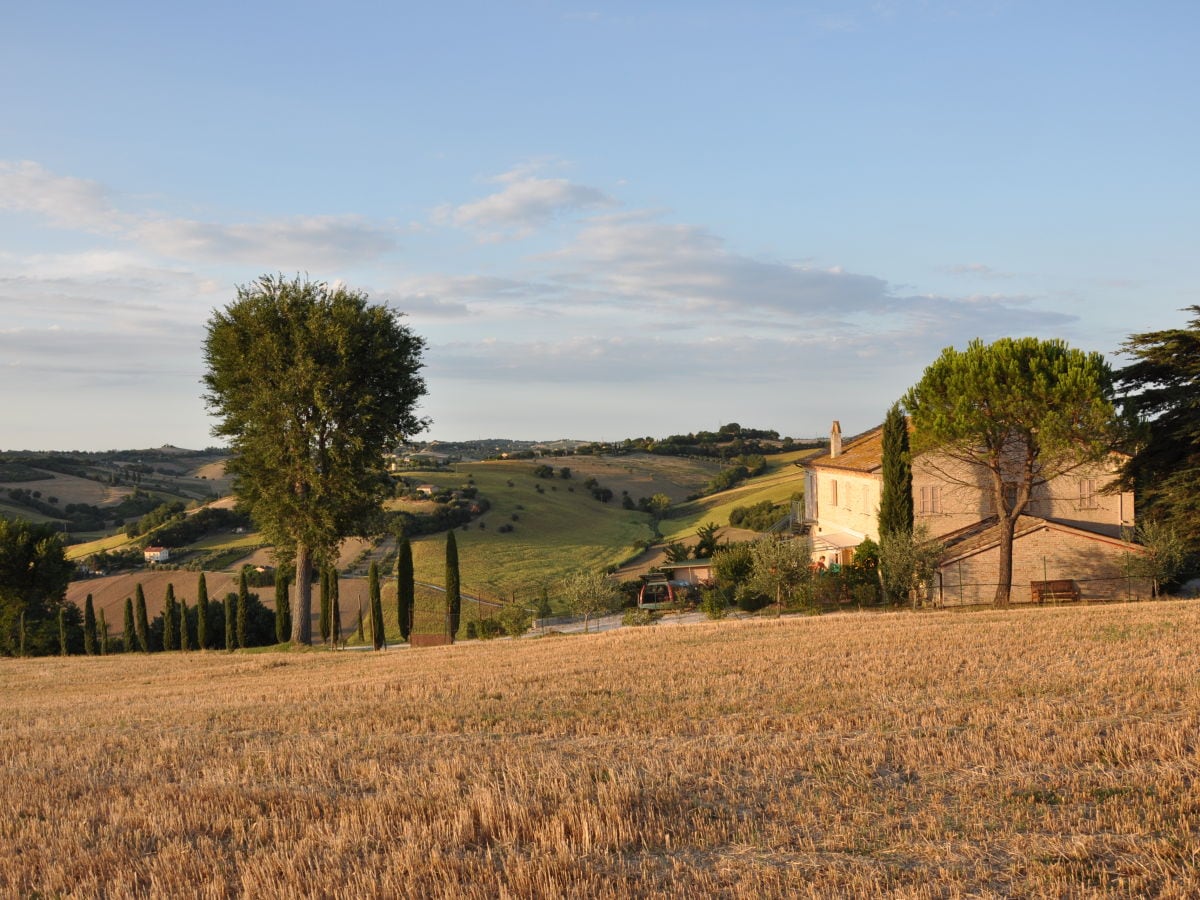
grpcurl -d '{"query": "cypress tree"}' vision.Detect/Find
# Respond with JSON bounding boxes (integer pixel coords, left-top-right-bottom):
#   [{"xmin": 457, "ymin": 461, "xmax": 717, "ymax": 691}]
[
  {"xmin": 330, "ymin": 570, "xmax": 341, "ymax": 648},
  {"xmin": 397, "ymin": 537, "xmax": 413, "ymax": 642},
  {"xmin": 123, "ymin": 597, "xmax": 135, "ymax": 653},
  {"xmin": 356, "ymin": 603, "xmax": 365, "ymax": 642},
  {"xmin": 58, "ymin": 607, "xmax": 67, "ymax": 656},
  {"xmin": 237, "ymin": 569, "xmax": 249, "ymax": 649},
  {"xmin": 878, "ymin": 402, "xmax": 914, "ymax": 539},
  {"xmin": 179, "ymin": 597, "xmax": 191, "ymax": 651},
  {"xmin": 369, "ymin": 561, "xmax": 384, "ymax": 650},
  {"xmin": 196, "ymin": 573, "xmax": 209, "ymax": 649},
  {"xmin": 274, "ymin": 566, "xmax": 289, "ymax": 644},
  {"xmin": 98, "ymin": 609, "xmax": 108, "ymax": 655},
  {"xmin": 446, "ymin": 530, "xmax": 461, "ymax": 641},
  {"xmin": 162, "ymin": 584, "xmax": 178, "ymax": 651},
  {"xmin": 224, "ymin": 593, "xmax": 234, "ymax": 651},
  {"xmin": 319, "ymin": 567, "xmax": 331, "ymax": 645},
  {"xmin": 135, "ymin": 584, "xmax": 150, "ymax": 652},
  {"xmin": 83, "ymin": 594, "xmax": 97, "ymax": 655}
]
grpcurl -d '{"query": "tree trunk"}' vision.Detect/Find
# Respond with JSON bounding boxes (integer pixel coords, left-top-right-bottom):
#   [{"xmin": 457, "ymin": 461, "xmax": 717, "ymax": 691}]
[
  {"xmin": 292, "ymin": 543, "xmax": 313, "ymax": 645},
  {"xmin": 992, "ymin": 515, "xmax": 1016, "ymax": 606}
]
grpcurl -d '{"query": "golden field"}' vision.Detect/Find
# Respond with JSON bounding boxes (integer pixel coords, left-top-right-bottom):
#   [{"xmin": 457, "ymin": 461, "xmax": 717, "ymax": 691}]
[{"xmin": 3, "ymin": 601, "xmax": 1199, "ymax": 898}]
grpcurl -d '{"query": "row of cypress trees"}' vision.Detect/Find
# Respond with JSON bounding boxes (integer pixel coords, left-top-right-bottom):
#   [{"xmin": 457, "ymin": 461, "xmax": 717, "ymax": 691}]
[
  {"xmin": 84, "ymin": 571, "xmax": 262, "ymax": 653},
  {"xmin": 67, "ymin": 532, "xmax": 450, "ymax": 654}
]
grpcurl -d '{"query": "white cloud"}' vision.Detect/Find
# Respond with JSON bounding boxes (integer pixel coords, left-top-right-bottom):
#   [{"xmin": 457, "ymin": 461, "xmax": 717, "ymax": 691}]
[
  {"xmin": 0, "ymin": 160, "xmax": 398, "ymax": 268},
  {"xmin": 135, "ymin": 214, "xmax": 397, "ymax": 267},
  {"xmin": 546, "ymin": 213, "xmax": 892, "ymax": 316},
  {"xmin": 0, "ymin": 160, "xmax": 120, "ymax": 232},
  {"xmin": 438, "ymin": 165, "xmax": 614, "ymax": 239}
]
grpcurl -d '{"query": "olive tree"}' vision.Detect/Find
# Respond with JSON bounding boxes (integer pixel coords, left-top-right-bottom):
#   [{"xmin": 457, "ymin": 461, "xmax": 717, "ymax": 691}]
[
  {"xmin": 904, "ymin": 337, "xmax": 1121, "ymax": 606},
  {"xmin": 203, "ymin": 275, "xmax": 427, "ymax": 644},
  {"xmin": 560, "ymin": 570, "xmax": 621, "ymax": 633}
]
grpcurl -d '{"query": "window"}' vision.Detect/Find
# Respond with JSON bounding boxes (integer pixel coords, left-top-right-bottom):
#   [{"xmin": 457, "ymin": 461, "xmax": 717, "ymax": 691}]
[
  {"xmin": 1078, "ymin": 478, "xmax": 1098, "ymax": 509},
  {"xmin": 830, "ymin": 479, "xmax": 838, "ymax": 508},
  {"xmin": 919, "ymin": 485, "xmax": 942, "ymax": 514}
]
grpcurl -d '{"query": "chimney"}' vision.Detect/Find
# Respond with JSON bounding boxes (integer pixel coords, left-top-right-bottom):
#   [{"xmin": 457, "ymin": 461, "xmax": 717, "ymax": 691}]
[{"xmin": 830, "ymin": 420, "xmax": 842, "ymax": 458}]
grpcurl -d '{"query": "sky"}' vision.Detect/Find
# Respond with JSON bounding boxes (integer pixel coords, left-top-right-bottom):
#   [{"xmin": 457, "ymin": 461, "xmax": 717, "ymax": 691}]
[{"xmin": 1, "ymin": 1, "xmax": 1197, "ymax": 450}]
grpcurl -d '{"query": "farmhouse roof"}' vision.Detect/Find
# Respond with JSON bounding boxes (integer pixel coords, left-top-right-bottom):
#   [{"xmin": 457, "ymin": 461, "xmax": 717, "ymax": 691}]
[
  {"xmin": 805, "ymin": 425, "xmax": 884, "ymax": 474},
  {"xmin": 937, "ymin": 515, "xmax": 1144, "ymax": 565}
]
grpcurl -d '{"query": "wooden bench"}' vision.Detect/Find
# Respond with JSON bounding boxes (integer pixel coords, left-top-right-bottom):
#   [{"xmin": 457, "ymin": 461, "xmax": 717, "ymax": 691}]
[{"xmin": 1031, "ymin": 579, "xmax": 1081, "ymax": 603}]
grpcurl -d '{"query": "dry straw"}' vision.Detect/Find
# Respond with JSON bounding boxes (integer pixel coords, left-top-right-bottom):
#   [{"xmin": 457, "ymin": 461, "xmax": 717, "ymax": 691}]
[{"xmin": 2, "ymin": 601, "xmax": 1199, "ymax": 897}]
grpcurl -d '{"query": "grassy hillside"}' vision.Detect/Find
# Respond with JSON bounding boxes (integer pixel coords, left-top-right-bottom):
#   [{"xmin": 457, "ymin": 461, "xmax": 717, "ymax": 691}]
[
  {"xmin": 4, "ymin": 600, "xmax": 1197, "ymax": 896},
  {"xmin": 61, "ymin": 449, "xmax": 801, "ymax": 620},
  {"xmin": 405, "ymin": 458, "xmax": 661, "ymax": 599},
  {"xmin": 662, "ymin": 448, "xmax": 816, "ymax": 540}
]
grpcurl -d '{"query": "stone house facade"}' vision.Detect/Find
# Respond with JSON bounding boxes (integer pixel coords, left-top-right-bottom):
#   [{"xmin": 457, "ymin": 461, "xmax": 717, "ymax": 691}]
[{"xmin": 804, "ymin": 421, "xmax": 1148, "ymax": 603}]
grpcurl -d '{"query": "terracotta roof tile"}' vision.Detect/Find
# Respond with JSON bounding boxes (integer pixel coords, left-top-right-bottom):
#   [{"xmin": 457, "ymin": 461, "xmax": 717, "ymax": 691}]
[{"xmin": 805, "ymin": 425, "xmax": 884, "ymax": 473}]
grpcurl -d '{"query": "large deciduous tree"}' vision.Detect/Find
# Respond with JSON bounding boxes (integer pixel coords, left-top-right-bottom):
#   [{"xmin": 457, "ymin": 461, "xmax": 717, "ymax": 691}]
[
  {"xmin": 1115, "ymin": 306, "xmax": 1200, "ymax": 554},
  {"xmin": 0, "ymin": 519, "xmax": 73, "ymax": 657},
  {"xmin": 203, "ymin": 275, "xmax": 427, "ymax": 645},
  {"xmin": 903, "ymin": 337, "xmax": 1121, "ymax": 606}
]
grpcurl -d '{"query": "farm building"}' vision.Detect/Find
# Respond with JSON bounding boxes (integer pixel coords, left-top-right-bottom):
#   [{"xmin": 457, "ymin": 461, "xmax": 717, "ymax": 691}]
[
  {"xmin": 803, "ymin": 421, "xmax": 1149, "ymax": 604},
  {"xmin": 143, "ymin": 546, "xmax": 170, "ymax": 563}
]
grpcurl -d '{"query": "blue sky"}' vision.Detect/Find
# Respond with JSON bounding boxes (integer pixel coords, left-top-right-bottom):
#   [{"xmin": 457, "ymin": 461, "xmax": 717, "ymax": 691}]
[{"xmin": 2, "ymin": 1, "xmax": 1196, "ymax": 450}]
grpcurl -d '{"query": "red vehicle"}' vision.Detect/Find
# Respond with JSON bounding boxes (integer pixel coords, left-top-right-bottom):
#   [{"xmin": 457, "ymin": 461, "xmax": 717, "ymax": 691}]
[{"xmin": 638, "ymin": 575, "xmax": 697, "ymax": 610}]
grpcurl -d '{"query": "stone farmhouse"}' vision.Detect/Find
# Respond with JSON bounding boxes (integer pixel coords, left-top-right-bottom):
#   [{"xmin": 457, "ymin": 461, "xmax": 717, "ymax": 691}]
[{"xmin": 802, "ymin": 421, "xmax": 1149, "ymax": 604}]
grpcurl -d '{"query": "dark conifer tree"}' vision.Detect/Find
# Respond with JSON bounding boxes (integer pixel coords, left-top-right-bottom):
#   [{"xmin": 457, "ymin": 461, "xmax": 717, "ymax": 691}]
[
  {"xmin": 356, "ymin": 603, "xmax": 365, "ymax": 642},
  {"xmin": 397, "ymin": 537, "xmax": 414, "ymax": 642},
  {"xmin": 237, "ymin": 569, "xmax": 249, "ymax": 649},
  {"xmin": 135, "ymin": 584, "xmax": 150, "ymax": 652},
  {"xmin": 878, "ymin": 402, "xmax": 914, "ymax": 539},
  {"xmin": 274, "ymin": 566, "xmax": 289, "ymax": 643},
  {"xmin": 162, "ymin": 584, "xmax": 178, "ymax": 651},
  {"xmin": 179, "ymin": 597, "xmax": 191, "ymax": 651},
  {"xmin": 369, "ymin": 561, "xmax": 385, "ymax": 650},
  {"xmin": 98, "ymin": 609, "xmax": 108, "ymax": 655},
  {"xmin": 330, "ymin": 570, "xmax": 341, "ymax": 648},
  {"xmin": 224, "ymin": 593, "xmax": 234, "ymax": 651},
  {"xmin": 83, "ymin": 594, "xmax": 97, "ymax": 655},
  {"xmin": 123, "ymin": 597, "xmax": 135, "ymax": 654},
  {"xmin": 196, "ymin": 573, "xmax": 209, "ymax": 649},
  {"xmin": 446, "ymin": 530, "xmax": 461, "ymax": 640},
  {"xmin": 319, "ymin": 566, "xmax": 332, "ymax": 645}
]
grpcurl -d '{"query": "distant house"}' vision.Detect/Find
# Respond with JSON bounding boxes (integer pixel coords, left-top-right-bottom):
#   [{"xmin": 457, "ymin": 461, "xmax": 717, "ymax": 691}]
[
  {"xmin": 415, "ymin": 484, "xmax": 437, "ymax": 497},
  {"xmin": 659, "ymin": 559, "xmax": 714, "ymax": 585},
  {"xmin": 144, "ymin": 546, "xmax": 170, "ymax": 563},
  {"xmin": 803, "ymin": 420, "xmax": 1148, "ymax": 604}
]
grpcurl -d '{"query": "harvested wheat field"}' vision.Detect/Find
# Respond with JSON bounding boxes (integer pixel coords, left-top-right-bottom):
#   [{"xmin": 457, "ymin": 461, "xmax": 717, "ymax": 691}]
[{"xmin": 3, "ymin": 602, "xmax": 1199, "ymax": 898}]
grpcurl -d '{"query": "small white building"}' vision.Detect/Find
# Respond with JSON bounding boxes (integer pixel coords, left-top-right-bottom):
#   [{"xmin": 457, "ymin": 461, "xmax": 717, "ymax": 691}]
[{"xmin": 143, "ymin": 546, "xmax": 170, "ymax": 563}]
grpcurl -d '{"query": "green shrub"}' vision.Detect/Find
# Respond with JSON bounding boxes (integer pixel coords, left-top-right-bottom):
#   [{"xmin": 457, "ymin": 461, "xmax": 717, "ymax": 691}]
[
  {"xmin": 621, "ymin": 608, "xmax": 655, "ymax": 627},
  {"xmin": 700, "ymin": 588, "xmax": 728, "ymax": 620},
  {"xmin": 497, "ymin": 602, "xmax": 532, "ymax": 637}
]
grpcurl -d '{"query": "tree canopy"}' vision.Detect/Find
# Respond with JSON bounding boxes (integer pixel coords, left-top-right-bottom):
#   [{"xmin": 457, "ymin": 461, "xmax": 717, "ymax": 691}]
[
  {"xmin": 0, "ymin": 518, "xmax": 73, "ymax": 656},
  {"xmin": 203, "ymin": 275, "xmax": 427, "ymax": 644},
  {"xmin": 1115, "ymin": 306, "xmax": 1200, "ymax": 554},
  {"xmin": 903, "ymin": 337, "xmax": 1120, "ymax": 605}
]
